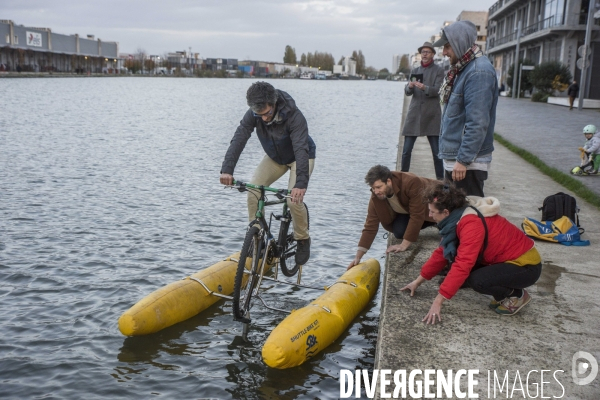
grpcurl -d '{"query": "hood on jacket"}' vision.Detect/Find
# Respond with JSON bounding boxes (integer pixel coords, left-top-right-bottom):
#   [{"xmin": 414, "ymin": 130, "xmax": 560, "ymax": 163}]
[
  {"xmin": 444, "ymin": 20, "xmax": 477, "ymax": 59},
  {"xmin": 270, "ymin": 90, "xmax": 297, "ymax": 124},
  {"xmin": 462, "ymin": 196, "xmax": 500, "ymax": 218}
]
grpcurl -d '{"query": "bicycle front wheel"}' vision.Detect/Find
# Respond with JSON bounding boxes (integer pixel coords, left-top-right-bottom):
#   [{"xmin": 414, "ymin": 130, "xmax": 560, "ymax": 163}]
[{"xmin": 233, "ymin": 226, "xmax": 262, "ymax": 323}]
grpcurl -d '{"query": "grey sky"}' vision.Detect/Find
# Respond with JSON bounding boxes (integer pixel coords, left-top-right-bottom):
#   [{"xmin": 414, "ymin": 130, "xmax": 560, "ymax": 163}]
[{"xmin": 3, "ymin": 0, "xmax": 496, "ymax": 70}]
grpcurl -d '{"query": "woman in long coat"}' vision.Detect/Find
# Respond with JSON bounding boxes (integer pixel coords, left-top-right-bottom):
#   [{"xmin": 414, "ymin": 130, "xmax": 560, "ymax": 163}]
[{"xmin": 401, "ymin": 42, "xmax": 445, "ymax": 180}]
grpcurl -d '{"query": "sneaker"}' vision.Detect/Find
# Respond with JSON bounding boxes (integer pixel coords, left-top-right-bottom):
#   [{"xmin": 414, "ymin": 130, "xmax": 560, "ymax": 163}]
[
  {"xmin": 295, "ymin": 238, "xmax": 311, "ymax": 265},
  {"xmin": 489, "ymin": 298, "xmax": 504, "ymax": 310},
  {"xmin": 495, "ymin": 290, "xmax": 531, "ymax": 315},
  {"xmin": 588, "ymin": 170, "xmax": 598, "ymax": 175}
]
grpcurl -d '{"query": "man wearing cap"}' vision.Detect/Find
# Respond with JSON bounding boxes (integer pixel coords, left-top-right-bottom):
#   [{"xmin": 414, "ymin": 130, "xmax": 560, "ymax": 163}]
[
  {"xmin": 401, "ymin": 42, "xmax": 445, "ymax": 180},
  {"xmin": 434, "ymin": 21, "xmax": 498, "ymax": 197}
]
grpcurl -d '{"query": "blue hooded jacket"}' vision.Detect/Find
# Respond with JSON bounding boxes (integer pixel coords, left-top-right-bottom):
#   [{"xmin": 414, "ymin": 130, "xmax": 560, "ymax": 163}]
[{"xmin": 439, "ymin": 21, "xmax": 498, "ymax": 165}]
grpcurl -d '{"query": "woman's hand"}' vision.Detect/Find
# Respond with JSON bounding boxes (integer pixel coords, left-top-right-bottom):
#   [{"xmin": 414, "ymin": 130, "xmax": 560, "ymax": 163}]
[
  {"xmin": 400, "ymin": 276, "xmax": 425, "ymax": 296},
  {"xmin": 422, "ymin": 294, "xmax": 446, "ymax": 325}
]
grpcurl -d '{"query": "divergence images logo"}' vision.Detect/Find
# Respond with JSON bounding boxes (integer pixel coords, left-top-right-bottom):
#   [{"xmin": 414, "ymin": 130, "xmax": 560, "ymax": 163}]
[{"xmin": 572, "ymin": 351, "xmax": 598, "ymax": 385}]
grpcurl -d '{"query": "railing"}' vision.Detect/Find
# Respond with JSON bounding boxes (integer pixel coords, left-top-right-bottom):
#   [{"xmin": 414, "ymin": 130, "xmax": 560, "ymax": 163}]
[
  {"xmin": 489, "ymin": 0, "xmax": 517, "ymax": 17},
  {"xmin": 578, "ymin": 12, "xmax": 600, "ymax": 25},
  {"xmin": 488, "ymin": 15, "xmax": 564, "ymax": 50},
  {"xmin": 494, "ymin": 31, "xmax": 518, "ymax": 47},
  {"xmin": 522, "ymin": 15, "xmax": 560, "ymax": 36}
]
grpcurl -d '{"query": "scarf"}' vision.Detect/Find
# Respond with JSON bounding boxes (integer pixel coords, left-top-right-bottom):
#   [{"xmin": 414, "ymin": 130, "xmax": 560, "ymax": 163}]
[
  {"xmin": 439, "ymin": 44, "xmax": 483, "ymax": 105},
  {"xmin": 437, "ymin": 207, "xmax": 467, "ymax": 264},
  {"xmin": 421, "ymin": 59, "xmax": 434, "ymax": 68}
]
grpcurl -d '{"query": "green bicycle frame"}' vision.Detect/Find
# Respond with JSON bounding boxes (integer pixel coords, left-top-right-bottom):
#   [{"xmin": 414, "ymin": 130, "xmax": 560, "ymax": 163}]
[{"xmin": 233, "ymin": 180, "xmax": 291, "ymax": 221}]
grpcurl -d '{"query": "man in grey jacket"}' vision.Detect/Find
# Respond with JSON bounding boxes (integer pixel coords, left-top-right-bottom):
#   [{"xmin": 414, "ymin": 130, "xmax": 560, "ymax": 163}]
[
  {"xmin": 434, "ymin": 21, "xmax": 498, "ymax": 196},
  {"xmin": 220, "ymin": 82, "xmax": 316, "ymax": 265},
  {"xmin": 401, "ymin": 41, "xmax": 445, "ymax": 180}
]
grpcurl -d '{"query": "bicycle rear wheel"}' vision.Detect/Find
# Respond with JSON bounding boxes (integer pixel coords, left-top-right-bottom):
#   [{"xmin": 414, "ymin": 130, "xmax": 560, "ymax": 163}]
[{"xmin": 233, "ymin": 226, "xmax": 262, "ymax": 323}]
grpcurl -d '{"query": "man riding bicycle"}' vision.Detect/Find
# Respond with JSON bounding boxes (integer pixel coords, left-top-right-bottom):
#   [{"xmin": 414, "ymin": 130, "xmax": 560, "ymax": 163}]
[{"xmin": 220, "ymin": 81, "xmax": 316, "ymax": 265}]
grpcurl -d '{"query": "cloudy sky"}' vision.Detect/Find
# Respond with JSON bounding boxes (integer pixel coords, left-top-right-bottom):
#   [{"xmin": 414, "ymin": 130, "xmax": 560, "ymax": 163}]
[{"xmin": 4, "ymin": 0, "xmax": 496, "ymax": 70}]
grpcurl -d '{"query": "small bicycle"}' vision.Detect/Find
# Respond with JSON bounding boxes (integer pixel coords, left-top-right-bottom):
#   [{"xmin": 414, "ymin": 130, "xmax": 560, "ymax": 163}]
[{"xmin": 226, "ymin": 180, "xmax": 314, "ymax": 330}]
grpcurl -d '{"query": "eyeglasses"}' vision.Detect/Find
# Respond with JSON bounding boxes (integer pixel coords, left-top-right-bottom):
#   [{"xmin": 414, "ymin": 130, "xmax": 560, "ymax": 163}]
[
  {"xmin": 421, "ymin": 51, "xmax": 433, "ymax": 55},
  {"xmin": 252, "ymin": 106, "xmax": 275, "ymax": 118}
]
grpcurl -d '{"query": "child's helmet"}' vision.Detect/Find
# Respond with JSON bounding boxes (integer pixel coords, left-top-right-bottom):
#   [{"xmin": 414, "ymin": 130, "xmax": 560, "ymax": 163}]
[{"xmin": 583, "ymin": 124, "xmax": 597, "ymax": 134}]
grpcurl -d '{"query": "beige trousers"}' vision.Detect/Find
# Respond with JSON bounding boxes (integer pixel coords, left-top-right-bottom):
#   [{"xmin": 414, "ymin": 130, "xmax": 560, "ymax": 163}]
[{"xmin": 247, "ymin": 156, "xmax": 315, "ymax": 240}]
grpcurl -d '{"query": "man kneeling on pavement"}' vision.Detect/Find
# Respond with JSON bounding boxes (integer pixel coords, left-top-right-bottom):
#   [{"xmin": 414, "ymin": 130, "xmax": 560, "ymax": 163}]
[{"xmin": 347, "ymin": 165, "xmax": 437, "ymax": 270}]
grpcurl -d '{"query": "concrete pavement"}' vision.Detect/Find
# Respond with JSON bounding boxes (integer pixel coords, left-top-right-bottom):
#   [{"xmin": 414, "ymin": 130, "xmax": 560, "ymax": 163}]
[
  {"xmin": 373, "ymin": 98, "xmax": 600, "ymax": 399},
  {"xmin": 494, "ymin": 97, "xmax": 600, "ymax": 197}
]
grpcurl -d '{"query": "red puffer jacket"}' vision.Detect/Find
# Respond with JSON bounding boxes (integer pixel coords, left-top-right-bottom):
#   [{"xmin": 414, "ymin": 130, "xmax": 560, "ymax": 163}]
[{"xmin": 420, "ymin": 214, "xmax": 535, "ymax": 299}]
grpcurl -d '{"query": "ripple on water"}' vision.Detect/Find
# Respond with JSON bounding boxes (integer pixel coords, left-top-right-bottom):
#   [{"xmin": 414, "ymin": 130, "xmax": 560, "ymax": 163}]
[{"xmin": 1, "ymin": 78, "xmax": 397, "ymax": 399}]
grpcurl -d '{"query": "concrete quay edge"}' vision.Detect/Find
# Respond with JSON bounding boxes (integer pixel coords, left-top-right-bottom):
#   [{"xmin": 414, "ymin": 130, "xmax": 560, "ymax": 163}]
[{"xmin": 373, "ymin": 98, "xmax": 600, "ymax": 399}]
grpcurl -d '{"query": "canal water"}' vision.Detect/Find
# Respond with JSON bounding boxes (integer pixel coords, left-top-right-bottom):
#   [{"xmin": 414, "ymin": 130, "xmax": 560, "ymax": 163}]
[{"xmin": 0, "ymin": 77, "xmax": 404, "ymax": 399}]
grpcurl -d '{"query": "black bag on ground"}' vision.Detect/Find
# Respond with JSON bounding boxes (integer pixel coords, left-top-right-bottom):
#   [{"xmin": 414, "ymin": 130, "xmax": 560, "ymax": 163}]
[{"xmin": 539, "ymin": 192, "xmax": 580, "ymax": 227}]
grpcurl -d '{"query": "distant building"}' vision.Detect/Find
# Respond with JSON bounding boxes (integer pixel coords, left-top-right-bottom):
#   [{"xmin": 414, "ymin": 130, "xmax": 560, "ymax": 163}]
[
  {"xmin": 0, "ymin": 19, "xmax": 121, "ymax": 73},
  {"xmin": 457, "ymin": 11, "xmax": 489, "ymax": 52},
  {"xmin": 429, "ymin": 32, "xmax": 447, "ymax": 68},
  {"xmin": 486, "ymin": 0, "xmax": 600, "ymax": 99},
  {"xmin": 272, "ymin": 63, "xmax": 300, "ymax": 76},
  {"xmin": 333, "ymin": 56, "xmax": 357, "ymax": 76},
  {"xmin": 392, "ymin": 54, "xmax": 402, "ymax": 74},
  {"xmin": 238, "ymin": 60, "xmax": 272, "ymax": 77},
  {"xmin": 166, "ymin": 51, "xmax": 200, "ymax": 71},
  {"xmin": 409, "ymin": 53, "xmax": 422, "ymax": 69},
  {"xmin": 204, "ymin": 58, "xmax": 238, "ymax": 72}
]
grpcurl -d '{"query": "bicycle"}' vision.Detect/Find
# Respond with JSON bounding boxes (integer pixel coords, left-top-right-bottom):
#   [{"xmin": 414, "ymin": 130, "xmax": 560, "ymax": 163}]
[{"xmin": 226, "ymin": 180, "xmax": 310, "ymax": 327}]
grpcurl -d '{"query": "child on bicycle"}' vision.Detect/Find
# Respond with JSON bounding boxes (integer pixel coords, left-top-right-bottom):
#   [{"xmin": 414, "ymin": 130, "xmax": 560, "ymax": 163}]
[{"xmin": 579, "ymin": 124, "xmax": 600, "ymax": 175}]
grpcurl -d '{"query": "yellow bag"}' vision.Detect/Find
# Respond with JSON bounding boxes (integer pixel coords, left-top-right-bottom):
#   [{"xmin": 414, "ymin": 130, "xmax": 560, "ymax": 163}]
[{"xmin": 522, "ymin": 216, "xmax": 589, "ymax": 246}]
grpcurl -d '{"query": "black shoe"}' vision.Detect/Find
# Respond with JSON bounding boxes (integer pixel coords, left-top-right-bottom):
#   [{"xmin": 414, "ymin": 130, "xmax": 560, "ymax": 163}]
[{"xmin": 295, "ymin": 238, "xmax": 311, "ymax": 265}]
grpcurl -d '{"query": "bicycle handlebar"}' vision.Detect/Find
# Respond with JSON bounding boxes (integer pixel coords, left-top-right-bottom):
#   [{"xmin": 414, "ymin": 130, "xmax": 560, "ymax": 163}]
[{"xmin": 232, "ymin": 180, "xmax": 291, "ymax": 197}]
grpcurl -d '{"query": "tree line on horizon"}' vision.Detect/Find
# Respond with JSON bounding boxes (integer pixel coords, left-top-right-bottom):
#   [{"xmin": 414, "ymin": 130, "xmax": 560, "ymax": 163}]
[
  {"xmin": 122, "ymin": 45, "xmax": 403, "ymax": 78},
  {"xmin": 284, "ymin": 45, "xmax": 372, "ymax": 75}
]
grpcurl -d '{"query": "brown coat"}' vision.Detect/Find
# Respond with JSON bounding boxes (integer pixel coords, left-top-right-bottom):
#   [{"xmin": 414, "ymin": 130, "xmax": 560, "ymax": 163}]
[{"xmin": 358, "ymin": 172, "xmax": 437, "ymax": 250}]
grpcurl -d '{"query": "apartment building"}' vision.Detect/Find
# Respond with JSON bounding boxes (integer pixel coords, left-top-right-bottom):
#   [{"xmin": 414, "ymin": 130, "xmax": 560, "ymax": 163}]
[
  {"xmin": 486, "ymin": 0, "xmax": 600, "ymax": 99},
  {"xmin": 422, "ymin": 12, "xmax": 488, "ymax": 71}
]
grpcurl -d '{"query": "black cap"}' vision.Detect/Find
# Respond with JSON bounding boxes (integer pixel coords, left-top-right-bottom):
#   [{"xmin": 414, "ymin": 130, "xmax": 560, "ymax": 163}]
[{"xmin": 432, "ymin": 30, "xmax": 448, "ymax": 47}]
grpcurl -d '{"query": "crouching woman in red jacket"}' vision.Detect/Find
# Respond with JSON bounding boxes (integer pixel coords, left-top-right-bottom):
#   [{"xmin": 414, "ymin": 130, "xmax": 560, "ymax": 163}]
[{"xmin": 401, "ymin": 182, "xmax": 542, "ymax": 324}]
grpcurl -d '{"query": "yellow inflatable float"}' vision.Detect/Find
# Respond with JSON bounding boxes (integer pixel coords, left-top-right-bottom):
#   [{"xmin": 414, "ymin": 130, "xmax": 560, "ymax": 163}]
[
  {"xmin": 262, "ymin": 258, "xmax": 380, "ymax": 369},
  {"xmin": 118, "ymin": 253, "xmax": 272, "ymax": 336}
]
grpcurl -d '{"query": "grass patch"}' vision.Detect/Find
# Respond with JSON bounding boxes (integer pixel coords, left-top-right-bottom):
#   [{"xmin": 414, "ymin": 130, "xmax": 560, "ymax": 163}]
[{"xmin": 495, "ymin": 133, "xmax": 600, "ymax": 210}]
